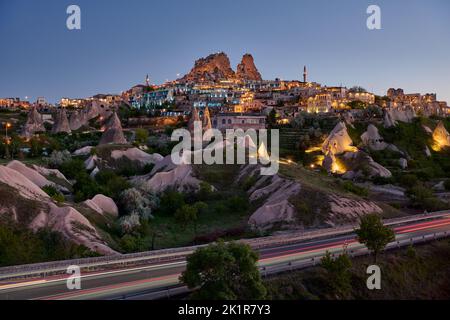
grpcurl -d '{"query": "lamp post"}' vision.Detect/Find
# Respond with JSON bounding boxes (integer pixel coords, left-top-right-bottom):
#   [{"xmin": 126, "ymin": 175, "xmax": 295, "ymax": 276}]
[{"xmin": 5, "ymin": 122, "xmax": 11, "ymax": 140}]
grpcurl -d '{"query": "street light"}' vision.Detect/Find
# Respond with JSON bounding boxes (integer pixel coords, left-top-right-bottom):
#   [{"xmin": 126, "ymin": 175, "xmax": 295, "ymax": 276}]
[{"xmin": 4, "ymin": 122, "xmax": 11, "ymax": 140}]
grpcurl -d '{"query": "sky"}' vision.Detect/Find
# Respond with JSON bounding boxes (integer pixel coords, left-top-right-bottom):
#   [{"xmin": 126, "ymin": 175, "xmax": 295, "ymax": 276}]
[{"xmin": 0, "ymin": 0, "xmax": 449, "ymax": 103}]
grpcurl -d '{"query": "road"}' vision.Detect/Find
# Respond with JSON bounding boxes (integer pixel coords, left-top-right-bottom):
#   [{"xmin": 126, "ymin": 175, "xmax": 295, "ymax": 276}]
[{"xmin": 1, "ymin": 215, "xmax": 450, "ymax": 300}]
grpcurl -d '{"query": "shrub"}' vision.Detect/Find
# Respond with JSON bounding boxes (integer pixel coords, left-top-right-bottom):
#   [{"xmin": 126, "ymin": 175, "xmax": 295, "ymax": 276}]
[
  {"xmin": 42, "ymin": 185, "xmax": 65, "ymax": 203},
  {"xmin": 46, "ymin": 150, "xmax": 72, "ymax": 168},
  {"xmin": 95, "ymin": 170, "xmax": 130, "ymax": 200},
  {"xmin": 118, "ymin": 214, "xmax": 141, "ymax": 234},
  {"xmin": 119, "ymin": 188, "xmax": 157, "ymax": 220},
  {"xmin": 159, "ymin": 190, "xmax": 185, "ymax": 215},
  {"xmin": 342, "ymin": 181, "xmax": 369, "ymax": 197},
  {"xmin": 399, "ymin": 174, "xmax": 419, "ymax": 187}
]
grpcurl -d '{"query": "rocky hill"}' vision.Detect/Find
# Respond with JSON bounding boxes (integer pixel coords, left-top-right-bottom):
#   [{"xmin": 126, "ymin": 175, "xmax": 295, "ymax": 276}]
[
  {"xmin": 180, "ymin": 52, "xmax": 262, "ymax": 82},
  {"xmin": 236, "ymin": 54, "xmax": 262, "ymax": 81},
  {"xmin": 181, "ymin": 52, "xmax": 236, "ymax": 82}
]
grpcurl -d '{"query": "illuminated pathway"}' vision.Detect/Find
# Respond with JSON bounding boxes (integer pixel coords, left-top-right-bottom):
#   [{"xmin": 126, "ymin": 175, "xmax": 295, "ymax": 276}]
[{"xmin": 1, "ymin": 215, "xmax": 450, "ymax": 300}]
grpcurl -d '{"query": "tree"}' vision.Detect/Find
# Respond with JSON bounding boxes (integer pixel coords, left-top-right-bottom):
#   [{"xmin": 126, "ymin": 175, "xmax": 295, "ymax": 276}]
[
  {"xmin": 180, "ymin": 241, "xmax": 267, "ymax": 300},
  {"xmin": 135, "ymin": 128, "xmax": 149, "ymax": 145},
  {"xmin": 119, "ymin": 188, "xmax": 156, "ymax": 220},
  {"xmin": 355, "ymin": 214, "xmax": 395, "ymax": 262},
  {"xmin": 175, "ymin": 202, "xmax": 207, "ymax": 241},
  {"xmin": 321, "ymin": 251, "xmax": 352, "ymax": 296}
]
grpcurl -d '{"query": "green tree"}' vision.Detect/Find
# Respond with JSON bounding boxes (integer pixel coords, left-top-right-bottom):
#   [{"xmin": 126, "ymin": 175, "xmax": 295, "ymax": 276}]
[
  {"xmin": 320, "ymin": 251, "xmax": 352, "ymax": 296},
  {"xmin": 159, "ymin": 190, "xmax": 185, "ymax": 215},
  {"xmin": 180, "ymin": 241, "xmax": 267, "ymax": 300},
  {"xmin": 135, "ymin": 128, "xmax": 149, "ymax": 145},
  {"xmin": 355, "ymin": 214, "xmax": 395, "ymax": 262}
]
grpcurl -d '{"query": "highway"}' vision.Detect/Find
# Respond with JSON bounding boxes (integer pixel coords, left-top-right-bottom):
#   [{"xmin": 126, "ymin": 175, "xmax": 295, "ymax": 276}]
[{"xmin": 1, "ymin": 214, "xmax": 450, "ymax": 300}]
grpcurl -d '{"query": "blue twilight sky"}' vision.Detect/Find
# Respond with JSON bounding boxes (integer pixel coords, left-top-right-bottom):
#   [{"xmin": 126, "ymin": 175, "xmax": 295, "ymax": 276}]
[{"xmin": 0, "ymin": 0, "xmax": 449, "ymax": 103}]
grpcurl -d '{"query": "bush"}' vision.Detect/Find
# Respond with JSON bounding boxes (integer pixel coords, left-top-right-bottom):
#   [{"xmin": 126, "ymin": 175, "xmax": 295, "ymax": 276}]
[
  {"xmin": 46, "ymin": 150, "xmax": 72, "ymax": 168},
  {"xmin": 341, "ymin": 181, "xmax": 369, "ymax": 197},
  {"xmin": 42, "ymin": 185, "xmax": 65, "ymax": 203},
  {"xmin": 399, "ymin": 174, "xmax": 419, "ymax": 187},
  {"xmin": 119, "ymin": 188, "xmax": 158, "ymax": 220},
  {"xmin": 118, "ymin": 214, "xmax": 141, "ymax": 234},
  {"xmin": 95, "ymin": 170, "xmax": 131, "ymax": 200},
  {"xmin": 159, "ymin": 190, "xmax": 185, "ymax": 215}
]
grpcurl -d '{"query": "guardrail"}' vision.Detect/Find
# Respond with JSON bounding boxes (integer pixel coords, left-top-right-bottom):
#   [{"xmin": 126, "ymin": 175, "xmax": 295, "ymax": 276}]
[
  {"xmin": 0, "ymin": 211, "xmax": 448, "ymax": 281},
  {"xmin": 115, "ymin": 230, "xmax": 450, "ymax": 300}
]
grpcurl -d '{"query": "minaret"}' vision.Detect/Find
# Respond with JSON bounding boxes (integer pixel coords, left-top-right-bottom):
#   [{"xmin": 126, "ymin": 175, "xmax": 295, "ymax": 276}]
[
  {"xmin": 303, "ymin": 66, "xmax": 308, "ymax": 83},
  {"xmin": 145, "ymin": 74, "xmax": 150, "ymax": 86}
]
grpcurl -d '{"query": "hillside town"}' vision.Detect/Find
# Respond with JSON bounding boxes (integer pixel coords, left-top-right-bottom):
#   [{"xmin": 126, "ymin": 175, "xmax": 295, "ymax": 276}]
[{"xmin": 2, "ymin": 52, "xmax": 450, "ymax": 301}]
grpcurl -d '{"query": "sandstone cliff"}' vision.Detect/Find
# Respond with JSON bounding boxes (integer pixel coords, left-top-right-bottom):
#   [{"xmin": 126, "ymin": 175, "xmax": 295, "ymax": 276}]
[
  {"xmin": 236, "ymin": 54, "xmax": 262, "ymax": 81},
  {"xmin": 181, "ymin": 52, "xmax": 235, "ymax": 82}
]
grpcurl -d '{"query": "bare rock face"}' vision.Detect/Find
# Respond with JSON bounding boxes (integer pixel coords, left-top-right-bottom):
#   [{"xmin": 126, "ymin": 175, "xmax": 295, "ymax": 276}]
[
  {"xmin": 52, "ymin": 108, "xmax": 72, "ymax": 134},
  {"xmin": 21, "ymin": 107, "xmax": 45, "ymax": 138},
  {"xmin": 6, "ymin": 160, "xmax": 55, "ymax": 189},
  {"xmin": 188, "ymin": 106, "xmax": 201, "ymax": 135},
  {"xmin": 361, "ymin": 124, "xmax": 387, "ymax": 151},
  {"xmin": 325, "ymin": 194, "xmax": 382, "ymax": 227},
  {"xmin": 0, "ymin": 163, "xmax": 116, "ymax": 255},
  {"xmin": 432, "ymin": 121, "xmax": 450, "ymax": 148},
  {"xmin": 30, "ymin": 203, "xmax": 117, "ymax": 255},
  {"xmin": 203, "ymin": 107, "xmax": 212, "ymax": 131},
  {"xmin": 0, "ymin": 165, "xmax": 49, "ymax": 201},
  {"xmin": 133, "ymin": 155, "xmax": 202, "ymax": 193},
  {"xmin": 383, "ymin": 107, "xmax": 416, "ymax": 128},
  {"xmin": 181, "ymin": 52, "xmax": 235, "ymax": 82},
  {"xmin": 322, "ymin": 122, "xmax": 354, "ymax": 155},
  {"xmin": 236, "ymin": 54, "xmax": 262, "ymax": 81},
  {"xmin": 99, "ymin": 113, "xmax": 127, "ymax": 145},
  {"xmin": 340, "ymin": 151, "xmax": 392, "ymax": 178},
  {"xmin": 240, "ymin": 165, "xmax": 301, "ymax": 230},
  {"xmin": 110, "ymin": 147, "xmax": 163, "ymax": 166},
  {"xmin": 69, "ymin": 110, "xmax": 86, "ymax": 131},
  {"xmin": 84, "ymin": 194, "xmax": 119, "ymax": 216}
]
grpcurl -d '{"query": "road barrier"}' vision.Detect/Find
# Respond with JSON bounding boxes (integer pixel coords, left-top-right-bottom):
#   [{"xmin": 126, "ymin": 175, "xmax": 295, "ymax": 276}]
[
  {"xmin": 114, "ymin": 230, "xmax": 450, "ymax": 300},
  {"xmin": 0, "ymin": 211, "xmax": 448, "ymax": 281}
]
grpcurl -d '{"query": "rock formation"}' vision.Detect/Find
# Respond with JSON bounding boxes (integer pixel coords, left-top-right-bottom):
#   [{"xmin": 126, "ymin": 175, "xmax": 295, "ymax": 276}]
[
  {"xmin": 52, "ymin": 108, "xmax": 71, "ymax": 134},
  {"xmin": 0, "ymin": 161, "xmax": 116, "ymax": 255},
  {"xmin": 322, "ymin": 151, "xmax": 337, "ymax": 173},
  {"xmin": 73, "ymin": 146, "xmax": 93, "ymax": 156},
  {"xmin": 239, "ymin": 164, "xmax": 383, "ymax": 230},
  {"xmin": 99, "ymin": 113, "xmax": 127, "ymax": 145},
  {"xmin": 181, "ymin": 52, "xmax": 236, "ymax": 82},
  {"xmin": 69, "ymin": 110, "xmax": 86, "ymax": 131},
  {"xmin": 383, "ymin": 107, "xmax": 416, "ymax": 128},
  {"xmin": 236, "ymin": 54, "xmax": 262, "ymax": 81},
  {"xmin": 110, "ymin": 148, "xmax": 163, "ymax": 166},
  {"xmin": 84, "ymin": 194, "xmax": 119, "ymax": 216},
  {"xmin": 188, "ymin": 106, "xmax": 201, "ymax": 134},
  {"xmin": 6, "ymin": 160, "xmax": 56, "ymax": 189},
  {"xmin": 432, "ymin": 121, "xmax": 450, "ymax": 148},
  {"xmin": 21, "ymin": 107, "xmax": 45, "ymax": 138},
  {"xmin": 340, "ymin": 151, "xmax": 392, "ymax": 179},
  {"xmin": 360, "ymin": 124, "xmax": 387, "ymax": 151},
  {"xmin": 203, "ymin": 107, "xmax": 212, "ymax": 131},
  {"xmin": 342, "ymin": 112, "xmax": 355, "ymax": 128},
  {"xmin": 322, "ymin": 122, "xmax": 354, "ymax": 155},
  {"xmin": 133, "ymin": 155, "xmax": 202, "ymax": 193}
]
